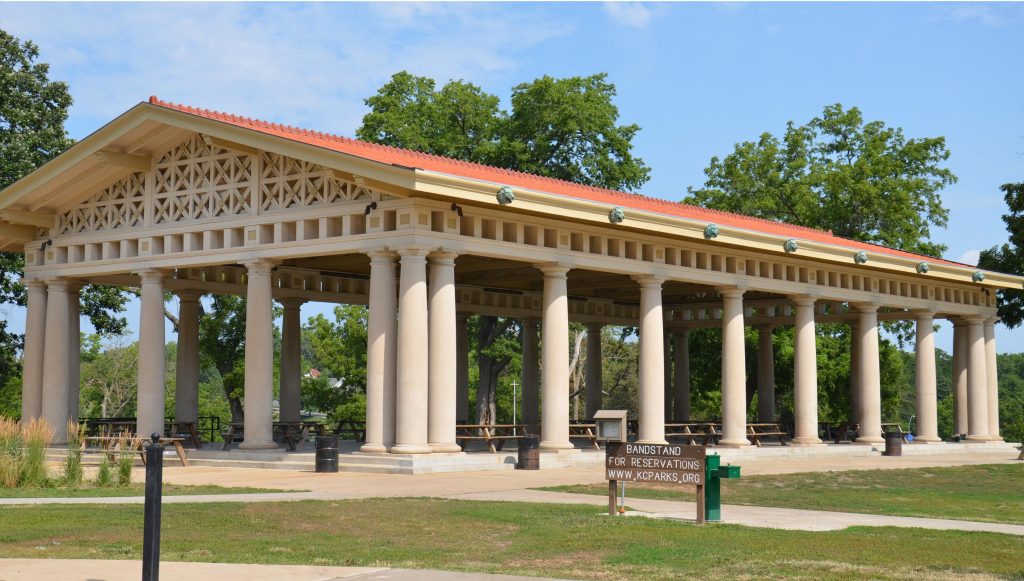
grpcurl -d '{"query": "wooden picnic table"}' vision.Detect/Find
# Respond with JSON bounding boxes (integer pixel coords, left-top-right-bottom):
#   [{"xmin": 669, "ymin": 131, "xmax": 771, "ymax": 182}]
[
  {"xmin": 220, "ymin": 421, "xmax": 326, "ymax": 451},
  {"xmin": 833, "ymin": 422, "xmax": 911, "ymax": 443},
  {"xmin": 333, "ymin": 419, "xmax": 366, "ymax": 441},
  {"xmin": 665, "ymin": 422, "xmax": 722, "ymax": 446},
  {"xmin": 568, "ymin": 422, "xmax": 601, "ymax": 450},
  {"xmin": 165, "ymin": 421, "xmax": 202, "ymax": 448},
  {"xmin": 83, "ymin": 436, "xmax": 190, "ymax": 466},
  {"xmin": 746, "ymin": 423, "xmax": 790, "ymax": 446},
  {"xmin": 455, "ymin": 424, "xmax": 531, "ymax": 453},
  {"xmin": 83, "ymin": 418, "xmax": 138, "ymax": 437}
]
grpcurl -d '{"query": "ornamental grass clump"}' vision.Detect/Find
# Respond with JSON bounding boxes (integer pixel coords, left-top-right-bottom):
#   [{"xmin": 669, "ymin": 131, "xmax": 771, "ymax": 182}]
[
  {"xmin": 95, "ymin": 454, "xmax": 113, "ymax": 487},
  {"xmin": 63, "ymin": 420, "xmax": 85, "ymax": 487},
  {"xmin": 19, "ymin": 418, "xmax": 53, "ymax": 487},
  {"xmin": 115, "ymin": 431, "xmax": 139, "ymax": 487},
  {"xmin": 0, "ymin": 417, "xmax": 21, "ymax": 488}
]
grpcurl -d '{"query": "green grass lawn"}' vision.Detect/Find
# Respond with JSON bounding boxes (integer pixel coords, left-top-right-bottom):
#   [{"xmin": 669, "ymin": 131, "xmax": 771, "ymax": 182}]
[
  {"xmin": 0, "ymin": 484, "xmax": 279, "ymax": 498},
  {"xmin": 541, "ymin": 463, "xmax": 1024, "ymax": 525},
  {"xmin": 0, "ymin": 499, "xmax": 1021, "ymax": 580}
]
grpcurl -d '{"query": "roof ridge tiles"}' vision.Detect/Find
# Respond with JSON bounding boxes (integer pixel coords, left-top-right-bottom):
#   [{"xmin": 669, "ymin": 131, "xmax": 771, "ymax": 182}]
[{"xmin": 144, "ymin": 96, "xmax": 968, "ymax": 268}]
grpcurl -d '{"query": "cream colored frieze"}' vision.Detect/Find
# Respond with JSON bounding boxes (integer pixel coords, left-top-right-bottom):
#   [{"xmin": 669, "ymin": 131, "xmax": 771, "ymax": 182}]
[{"xmin": 153, "ymin": 135, "xmax": 253, "ymax": 224}]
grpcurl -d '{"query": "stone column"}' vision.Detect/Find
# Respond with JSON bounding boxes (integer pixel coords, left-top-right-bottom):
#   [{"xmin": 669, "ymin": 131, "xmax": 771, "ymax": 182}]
[
  {"xmin": 456, "ymin": 314, "xmax": 470, "ymax": 422},
  {"xmin": 663, "ymin": 329, "xmax": 673, "ymax": 420},
  {"xmin": 174, "ymin": 290, "xmax": 202, "ymax": 427},
  {"xmin": 584, "ymin": 322, "xmax": 603, "ymax": 420},
  {"xmin": 521, "ymin": 317, "xmax": 540, "ymax": 433},
  {"xmin": 67, "ymin": 284, "xmax": 81, "ymax": 422},
  {"xmin": 392, "ymin": 248, "xmax": 432, "ymax": 454},
  {"xmin": 240, "ymin": 260, "xmax": 277, "ymax": 450},
  {"xmin": 672, "ymin": 329, "xmax": 690, "ymax": 422},
  {"xmin": 137, "ymin": 270, "xmax": 166, "ymax": 440},
  {"xmin": 41, "ymin": 279, "xmax": 71, "ymax": 443},
  {"xmin": 952, "ymin": 320, "xmax": 969, "ymax": 435},
  {"xmin": 854, "ymin": 304, "xmax": 884, "ymax": 444},
  {"xmin": 984, "ymin": 318, "xmax": 1001, "ymax": 440},
  {"xmin": 791, "ymin": 297, "xmax": 821, "ymax": 445},
  {"xmin": 756, "ymin": 325, "xmax": 775, "ymax": 423},
  {"xmin": 428, "ymin": 252, "xmax": 460, "ymax": 452},
  {"xmin": 965, "ymin": 316, "xmax": 990, "ymax": 441},
  {"xmin": 362, "ymin": 251, "xmax": 398, "ymax": 454},
  {"xmin": 913, "ymin": 312, "xmax": 941, "ymax": 443},
  {"xmin": 719, "ymin": 289, "xmax": 749, "ymax": 447},
  {"xmin": 278, "ymin": 298, "xmax": 304, "ymax": 424},
  {"xmin": 849, "ymin": 321, "xmax": 861, "ymax": 426},
  {"xmin": 539, "ymin": 264, "xmax": 572, "ymax": 450},
  {"xmin": 636, "ymin": 277, "xmax": 666, "ymax": 444},
  {"xmin": 20, "ymin": 280, "xmax": 47, "ymax": 421}
]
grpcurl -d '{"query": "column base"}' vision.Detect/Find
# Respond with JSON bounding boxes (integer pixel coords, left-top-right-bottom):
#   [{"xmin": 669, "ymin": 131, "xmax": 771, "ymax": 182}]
[
  {"xmin": 429, "ymin": 443, "xmax": 464, "ymax": 453},
  {"xmin": 717, "ymin": 438, "xmax": 751, "ymax": 448},
  {"xmin": 390, "ymin": 443, "xmax": 433, "ymax": 454},
  {"xmin": 360, "ymin": 443, "xmax": 388, "ymax": 454},
  {"xmin": 539, "ymin": 441, "xmax": 574, "ymax": 451},
  {"xmin": 789, "ymin": 437, "xmax": 823, "ymax": 446},
  {"xmin": 912, "ymin": 436, "xmax": 942, "ymax": 444},
  {"xmin": 965, "ymin": 434, "xmax": 994, "ymax": 442},
  {"xmin": 238, "ymin": 440, "xmax": 280, "ymax": 450},
  {"xmin": 854, "ymin": 437, "xmax": 884, "ymax": 445}
]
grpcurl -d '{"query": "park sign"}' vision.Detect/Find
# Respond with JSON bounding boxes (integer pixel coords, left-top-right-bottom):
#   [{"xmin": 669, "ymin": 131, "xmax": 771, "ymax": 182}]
[{"xmin": 605, "ymin": 442, "xmax": 706, "ymax": 485}]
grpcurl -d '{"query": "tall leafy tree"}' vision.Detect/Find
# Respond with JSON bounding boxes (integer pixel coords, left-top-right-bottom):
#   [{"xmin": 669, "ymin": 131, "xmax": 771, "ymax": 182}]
[
  {"xmin": 978, "ymin": 181, "xmax": 1024, "ymax": 328},
  {"xmin": 685, "ymin": 104, "xmax": 955, "ymax": 257},
  {"xmin": 0, "ymin": 30, "xmax": 130, "ymax": 413},
  {"xmin": 357, "ymin": 71, "xmax": 651, "ymax": 423}
]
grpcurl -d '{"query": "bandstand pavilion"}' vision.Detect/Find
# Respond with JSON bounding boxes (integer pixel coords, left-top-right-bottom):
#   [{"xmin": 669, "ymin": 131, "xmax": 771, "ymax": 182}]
[{"xmin": 0, "ymin": 98, "xmax": 1017, "ymax": 459}]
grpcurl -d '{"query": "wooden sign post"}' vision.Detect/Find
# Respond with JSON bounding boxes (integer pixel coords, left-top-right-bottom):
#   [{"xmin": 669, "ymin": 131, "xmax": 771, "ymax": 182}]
[{"xmin": 605, "ymin": 442, "xmax": 707, "ymax": 524}]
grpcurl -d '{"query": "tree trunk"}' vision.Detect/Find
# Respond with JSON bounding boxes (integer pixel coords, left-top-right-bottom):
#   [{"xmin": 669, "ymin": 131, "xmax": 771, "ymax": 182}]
[{"xmin": 475, "ymin": 316, "xmax": 513, "ymax": 426}]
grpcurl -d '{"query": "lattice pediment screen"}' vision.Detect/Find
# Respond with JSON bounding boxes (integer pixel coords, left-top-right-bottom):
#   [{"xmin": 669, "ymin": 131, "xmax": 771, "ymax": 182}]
[
  {"xmin": 153, "ymin": 135, "xmax": 253, "ymax": 224},
  {"xmin": 56, "ymin": 172, "xmax": 146, "ymax": 235},
  {"xmin": 260, "ymin": 152, "xmax": 378, "ymax": 212}
]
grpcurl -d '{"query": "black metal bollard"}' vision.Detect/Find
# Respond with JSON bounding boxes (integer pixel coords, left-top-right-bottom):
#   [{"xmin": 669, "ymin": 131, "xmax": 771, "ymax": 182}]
[{"xmin": 142, "ymin": 433, "xmax": 164, "ymax": 581}]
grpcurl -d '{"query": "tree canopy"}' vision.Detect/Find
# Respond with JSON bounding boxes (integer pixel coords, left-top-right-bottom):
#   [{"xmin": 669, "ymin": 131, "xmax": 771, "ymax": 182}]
[
  {"xmin": 685, "ymin": 104, "xmax": 955, "ymax": 257},
  {"xmin": 978, "ymin": 181, "xmax": 1024, "ymax": 328}
]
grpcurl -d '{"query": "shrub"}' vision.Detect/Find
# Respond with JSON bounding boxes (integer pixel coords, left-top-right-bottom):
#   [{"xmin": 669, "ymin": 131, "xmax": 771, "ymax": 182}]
[
  {"xmin": 115, "ymin": 431, "xmax": 139, "ymax": 487},
  {"xmin": 19, "ymin": 418, "xmax": 53, "ymax": 487},
  {"xmin": 95, "ymin": 454, "xmax": 113, "ymax": 487},
  {"xmin": 63, "ymin": 420, "xmax": 85, "ymax": 487},
  {"xmin": 0, "ymin": 417, "xmax": 21, "ymax": 487}
]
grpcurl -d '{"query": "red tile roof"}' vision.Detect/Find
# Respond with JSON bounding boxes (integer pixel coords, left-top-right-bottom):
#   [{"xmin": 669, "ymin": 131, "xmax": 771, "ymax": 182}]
[{"xmin": 148, "ymin": 96, "xmax": 966, "ymax": 269}]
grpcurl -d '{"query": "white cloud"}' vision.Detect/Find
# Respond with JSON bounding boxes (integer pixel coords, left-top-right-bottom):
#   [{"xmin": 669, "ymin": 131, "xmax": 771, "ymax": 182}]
[
  {"xmin": 602, "ymin": 2, "xmax": 653, "ymax": 29},
  {"xmin": 0, "ymin": 4, "xmax": 572, "ymax": 139},
  {"xmin": 944, "ymin": 5, "xmax": 1005, "ymax": 28},
  {"xmin": 957, "ymin": 249, "xmax": 981, "ymax": 266}
]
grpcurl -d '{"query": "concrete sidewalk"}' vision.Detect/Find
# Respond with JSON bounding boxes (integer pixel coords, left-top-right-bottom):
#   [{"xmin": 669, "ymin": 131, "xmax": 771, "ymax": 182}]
[
  {"xmin": 0, "ymin": 559, "xmax": 573, "ymax": 581},
  {"xmin": 448, "ymin": 488, "xmax": 1024, "ymax": 536}
]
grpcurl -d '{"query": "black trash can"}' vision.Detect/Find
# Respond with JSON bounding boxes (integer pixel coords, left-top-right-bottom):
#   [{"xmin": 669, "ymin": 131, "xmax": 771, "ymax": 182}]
[
  {"xmin": 315, "ymin": 435, "xmax": 339, "ymax": 473},
  {"xmin": 883, "ymin": 432, "xmax": 903, "ymax": 457},
  {"xmin": 517, "ymin": 436, "xmax": 540, "ymax": 470}
]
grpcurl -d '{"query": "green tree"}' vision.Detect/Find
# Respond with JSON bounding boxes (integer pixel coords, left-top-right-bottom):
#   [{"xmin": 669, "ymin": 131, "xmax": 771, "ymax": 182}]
[
  {"xmin": 0, "ymin": 30, "xmax": 131, "ymax": 413},
  {"xmin": 358, "ymin": 71, "xmax": 650, "ymax": 423},
  {"xmin": 301, "ymin": 305, "xmax": 368, "ymax": 422},
  {"xmin": 978, "ymin": 181, "xmax": 1024, "ymax": 328},
  {"xmin": 685, "ymin": 104, "xmax": 955, "ymax": 257}
]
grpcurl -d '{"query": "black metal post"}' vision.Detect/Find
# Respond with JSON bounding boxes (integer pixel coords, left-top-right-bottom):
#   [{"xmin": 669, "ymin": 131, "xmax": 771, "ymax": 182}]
[{"xmin": 142, "ymin": 433, "xmax": 164, "ymax": 581}]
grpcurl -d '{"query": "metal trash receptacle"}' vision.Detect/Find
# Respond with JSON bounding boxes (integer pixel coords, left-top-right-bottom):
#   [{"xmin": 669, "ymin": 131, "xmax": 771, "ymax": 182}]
[
  {"xmin": 517, "ymin": 436, "xmax": 540, "ymax": 470},
  {"xmin": 883, "ymin": 432, "xmax": 903, "ymax": 457},
  {"xmin": 315, "ymin": 435, "xmax": 339, "ymax": 473}
]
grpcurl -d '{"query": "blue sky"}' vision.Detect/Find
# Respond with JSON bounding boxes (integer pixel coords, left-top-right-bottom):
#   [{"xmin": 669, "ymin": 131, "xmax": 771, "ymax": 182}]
[{"xmin": 2, "ymin": 2, "xmax": 1023, "ymax": 353}]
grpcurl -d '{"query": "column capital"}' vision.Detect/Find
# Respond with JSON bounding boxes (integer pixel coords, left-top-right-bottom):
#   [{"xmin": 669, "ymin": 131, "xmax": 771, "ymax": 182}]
[
  {"xmin": 963, "ymin": 314, "xmax": 987, "ymax": 325},
  {"xmin": 365, "ymin": 247, "xmax": 398, "ymax": 261},
  {"xmin": 755, "ymin": 323, "xmax": 776, "ymax": 332},
  {"xmin": 912, "ymin": 310, "xmax": 936, "ymax": 322},
  {"xmin": 851, "ymin": 302, "xmax": 878, "ymax": 314},
  {"xmin": 278, "ymin": 297, "xmax": 306, "ymax": 310},
  {"xmin": 176, "ymin": 289, "xmax": 203, "ymax": 302},
  {"xmin": 521, "ymin": 316, "xmax": 539, "ymax": 328},
  {"xmin": 242, "ymin": 258, "xmax": 278, "ymax": 274},
  {"xmin": 718, "ymin": 287, "xmax": 745, "ymax": 300},
  {"xmin": 537, "ymin": 262, "xmax": 572, "ymax": 277},
  {"xmin": 428, "ymin": 251, "xmax": 458, "ymax": 265},
  {"xmin": 585, "ymin": 321, "xmax": 605, "ymax": 331},
  {"xmin": 44, "ymin": 277, "xmax": 71, "ymax": 292},
  {"xmin": 984, "ymin": 315, "xmax": 999, "ymax": 326},
  {"xmin": 456, "ymin": 312, "xmax": 471, "ymax": 323},
  {"xmin": 632, "ymin": 275, "xmax": 665, "ymax": 289},
  {"xmin": 21, "ymin": 278, "xmax": 47, "ymax": 290},
  {"xmin": 395, "ymin": 245, "xmax": 432, "ymax": 258},
  {"xmin": 136, "ymin": 269, "xmax": 166, "ymax": 284},
  {"xmin": 790, "ymin": 296, "xmax": 816, "ymax": 308}
]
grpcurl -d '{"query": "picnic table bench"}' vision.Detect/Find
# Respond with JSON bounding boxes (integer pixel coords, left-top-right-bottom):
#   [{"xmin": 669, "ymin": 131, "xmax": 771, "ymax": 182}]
[
  {"xmin": 455, "ymin": 424, "xmax": 531, "ymax": 453},
  {"xmin": 82, "ymin": 436, "xmax": 190, "ymax": 466},
  {"xmin": 333, "ymin": 420, "xmax": 366, "ymax": 441},
  {"xmin": 832, "ymin": 422, "xmax": 911, "ymax": 443},
  {"xmin": 746, "ymin": 423, "xmax": 790, "ymax": 446},
  {"xmin": 220, "ymin": 422, "xmax": 326, "ymax": 451},
  {"xmin": 665, "ymin": 422, "xmax": 722, "ymax": 446},
  {"xmin": 568, "ymin": 423, "xmax": 601, "ymax": 450}
]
